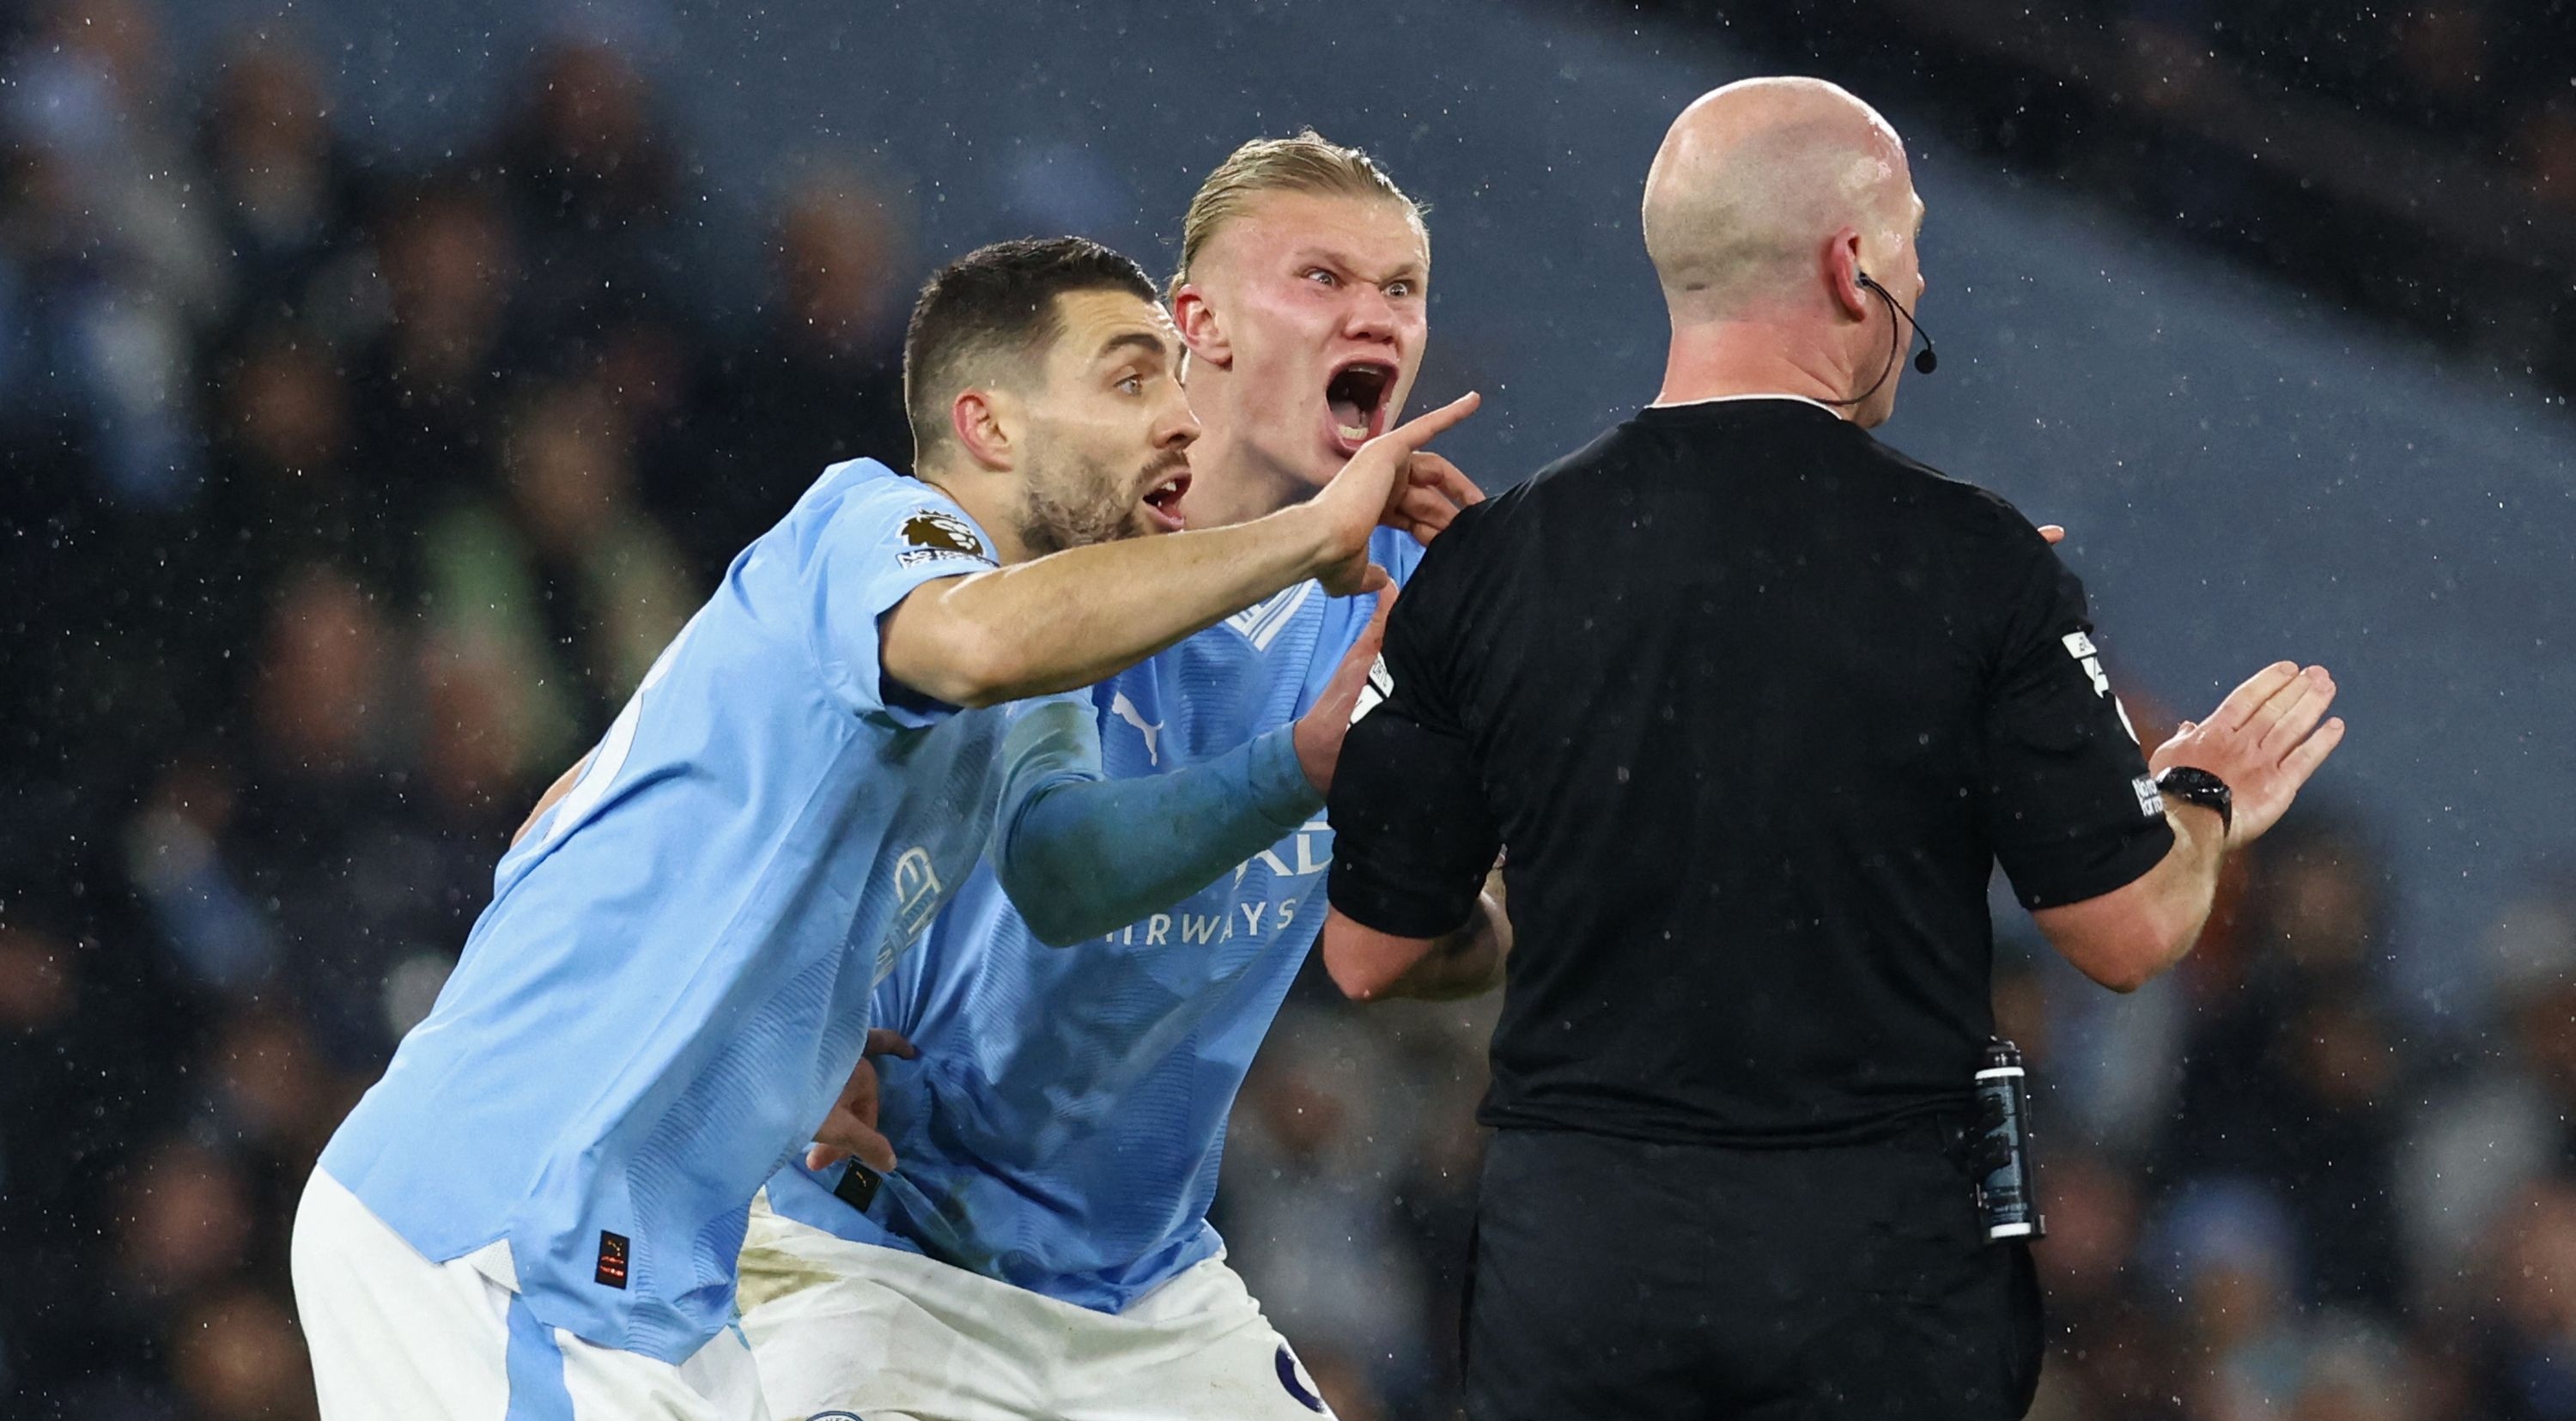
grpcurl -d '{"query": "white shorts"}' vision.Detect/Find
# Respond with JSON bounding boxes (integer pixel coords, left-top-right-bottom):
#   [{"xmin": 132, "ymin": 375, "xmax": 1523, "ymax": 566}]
[
  {"xmin": 737, "ymin": 1195, "xmax": 1338, "ymax": 1421},
  {"xmin": 290, "ymin": 1168, "xmax": 772, "ymax": 1421}
]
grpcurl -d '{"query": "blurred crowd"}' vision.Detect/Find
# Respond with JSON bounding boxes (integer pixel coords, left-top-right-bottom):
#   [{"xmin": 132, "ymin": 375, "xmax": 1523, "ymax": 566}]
[
  {"xmin": 2, "ymin": 3, "xmax": 2573, "ymax": 1420},
  {"xmin": 3, "ymin": 3, "xmax": 913, "ymax": 1415},
  {"xmin": 1674, "ymin": 0, "xmax": 2576, "ymax": 397}
]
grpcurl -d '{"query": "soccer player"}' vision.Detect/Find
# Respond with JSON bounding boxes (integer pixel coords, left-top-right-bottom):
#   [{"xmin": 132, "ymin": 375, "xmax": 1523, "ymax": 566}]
[
  {"xmin": 733, "ymin": 136, "xmax": 1506, "ymax": 1421},
  {"xmin": 289, "ymin": 235, "xmax": 1475, "ymax": 1421}
]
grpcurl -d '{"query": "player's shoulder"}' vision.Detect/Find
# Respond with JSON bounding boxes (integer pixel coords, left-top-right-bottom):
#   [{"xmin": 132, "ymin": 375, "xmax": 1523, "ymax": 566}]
[{"xmin": 805, "ymin": 458, "xmax": 1001, "ymax": 572}]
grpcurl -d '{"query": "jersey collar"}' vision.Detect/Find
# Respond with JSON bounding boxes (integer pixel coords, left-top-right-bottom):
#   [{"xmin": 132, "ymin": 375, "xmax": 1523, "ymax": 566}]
[{"xmin": 1645, "ymin": 392, "xmax": 1840, "ymax": 416}]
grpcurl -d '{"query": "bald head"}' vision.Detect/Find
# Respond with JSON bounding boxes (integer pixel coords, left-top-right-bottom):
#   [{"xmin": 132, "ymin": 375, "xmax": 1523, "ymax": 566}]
[{"xmin": 1643, "ymin": 77, "xmax": 1917, "ymax": 321}]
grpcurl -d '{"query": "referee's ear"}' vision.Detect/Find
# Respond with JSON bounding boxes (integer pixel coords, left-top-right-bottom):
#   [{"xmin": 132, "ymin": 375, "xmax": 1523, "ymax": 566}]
[
  {"xmin": 1170, "ymin": 284, "xmax": 1232, "ymax": 370},
  {"xmin": 1825, "ymin": 227, "xmax": 1873, "ymax": 323}
]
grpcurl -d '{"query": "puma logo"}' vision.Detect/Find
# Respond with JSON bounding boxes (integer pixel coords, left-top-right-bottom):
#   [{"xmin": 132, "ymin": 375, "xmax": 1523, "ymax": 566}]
[{"xmin": 1110, "ymin": 691, "xmax": 1163, "ymax": 766}]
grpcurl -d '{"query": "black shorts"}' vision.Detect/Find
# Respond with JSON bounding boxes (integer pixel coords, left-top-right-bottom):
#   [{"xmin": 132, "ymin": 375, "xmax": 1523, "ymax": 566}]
[{"xmin": 1461, "ymin": 1124, "xmax": 2043, "ymax": 1421}]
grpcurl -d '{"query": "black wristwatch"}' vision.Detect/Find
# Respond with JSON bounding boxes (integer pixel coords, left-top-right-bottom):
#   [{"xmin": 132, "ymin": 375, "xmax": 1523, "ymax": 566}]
[{"xmin": 2155, "ymin": 766, "xmax": 2233, "ymax": 834}]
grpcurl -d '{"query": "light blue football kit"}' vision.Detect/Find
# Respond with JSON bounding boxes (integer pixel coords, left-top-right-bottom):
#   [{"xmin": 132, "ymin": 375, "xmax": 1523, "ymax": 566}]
[
  {"xmin": 762, "ymin": 525, "xmax": 1425, "ymax": 1313},
  {"xmin": 318, "ymin": 458, "xmax": 1068, "ymax": 1366}
]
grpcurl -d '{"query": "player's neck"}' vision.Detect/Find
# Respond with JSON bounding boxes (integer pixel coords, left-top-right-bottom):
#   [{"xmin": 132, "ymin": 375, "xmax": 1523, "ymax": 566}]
[
  {"xmin": 1174, "ymin": 418, "xmax": 1310, "ymax": 531},
  {"xmin": 1655, "ymin": 318, "xmax": 1859, "ymax": 416},
  {"xmin": 914, "ymin": 462, "xmax": 1036, "ymax": 564}
]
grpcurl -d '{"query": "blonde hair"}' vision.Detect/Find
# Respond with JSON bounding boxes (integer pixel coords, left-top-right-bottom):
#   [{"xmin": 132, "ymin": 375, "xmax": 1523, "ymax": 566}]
[{"xmin": 1170, "ymin": 130, "xmax": 1426, "ymax": 296}]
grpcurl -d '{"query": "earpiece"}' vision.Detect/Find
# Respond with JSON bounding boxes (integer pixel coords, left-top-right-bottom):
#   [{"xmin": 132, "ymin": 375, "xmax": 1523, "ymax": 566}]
[
  {"xmin": 1856, "ymin": 270, "xmax": 1938, "ymax": 377},
  {"xmin": 1823, "ymin": 270, "xmax": 1942, "ymax": 408}
]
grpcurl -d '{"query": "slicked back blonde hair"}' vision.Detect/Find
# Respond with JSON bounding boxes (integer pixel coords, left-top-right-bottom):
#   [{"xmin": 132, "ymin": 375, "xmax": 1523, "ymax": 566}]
[{"xmin": 1170, "ymin": 130, "xmax": 1427, "ymax": 296}]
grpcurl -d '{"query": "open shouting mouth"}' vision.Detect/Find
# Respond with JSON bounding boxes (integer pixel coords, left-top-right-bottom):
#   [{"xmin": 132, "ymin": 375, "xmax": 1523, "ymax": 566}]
[
  {"xmin": 1141, "ymin": 464, "xmax": 1192, "ymax": 532},
  {"xmin": 1323, "ymin": 358, "xmax": 1398, "ymax": 456}
]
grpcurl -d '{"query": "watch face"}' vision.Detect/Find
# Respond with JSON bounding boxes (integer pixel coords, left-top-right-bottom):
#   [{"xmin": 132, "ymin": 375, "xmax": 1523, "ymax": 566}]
[{"xmin": 2157, "ymin": 768, "xmax": 2232, "ymax": 829}]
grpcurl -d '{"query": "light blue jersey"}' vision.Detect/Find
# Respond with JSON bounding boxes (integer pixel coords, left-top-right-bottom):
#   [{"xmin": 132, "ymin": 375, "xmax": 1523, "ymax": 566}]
[
  {"xmin": 321, "ymin": 459, "xmax": 1054, "ymax": 1363},
  {"xmin": 764, "ymin": 527, "xmax": 1425, "ymax": 1312}
]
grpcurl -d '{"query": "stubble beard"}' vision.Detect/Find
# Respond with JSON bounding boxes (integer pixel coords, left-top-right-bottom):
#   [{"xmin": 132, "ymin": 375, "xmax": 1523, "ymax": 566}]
[{"xmin": 1018, "ymin": 450, "xmax": 1145, "ymax": 557}]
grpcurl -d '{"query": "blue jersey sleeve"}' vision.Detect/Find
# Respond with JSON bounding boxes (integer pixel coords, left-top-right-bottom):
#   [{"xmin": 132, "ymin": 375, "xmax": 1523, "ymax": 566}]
[
  {"xmin": 804, "ymin": 475, "xmax": 1002, "ymax": 726},
  {"xmin": 993, "ymin": 701, "xmax": 1320, "ymax": 946}
]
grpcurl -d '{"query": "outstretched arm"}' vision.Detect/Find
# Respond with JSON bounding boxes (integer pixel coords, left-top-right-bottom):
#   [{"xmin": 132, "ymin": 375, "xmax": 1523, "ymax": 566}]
[
  {"xmin": 996, "ymin": 709, "xmax": 1320, "ymax": 947},
  {"xmin": 882, "ymin": 397, "xmax": 1477, "ymax": 708},
  {"xmin": 2033, "ymin": 662, "xmax": 2343, "ymax": 991},
  {"xmin": 996, "ymin": 592, "xmax": 1397, "ymax": 946}
]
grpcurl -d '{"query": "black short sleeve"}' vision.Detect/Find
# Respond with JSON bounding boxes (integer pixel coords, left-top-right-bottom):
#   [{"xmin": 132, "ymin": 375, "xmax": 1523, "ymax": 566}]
[
  {"xmin": 1982, "ymin": 531, "xmax": 2174, "ymax": 909},
  {"xmin": 1327, "ymin": 553, "xmax": 1501, "ymax": 938}
]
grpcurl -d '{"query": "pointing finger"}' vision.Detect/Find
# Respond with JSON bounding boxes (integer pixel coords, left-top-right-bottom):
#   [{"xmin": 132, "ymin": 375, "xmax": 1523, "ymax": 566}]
[{"xmin": 1378, "ymin": 392, "xmax": 1480, "ymax": 452}]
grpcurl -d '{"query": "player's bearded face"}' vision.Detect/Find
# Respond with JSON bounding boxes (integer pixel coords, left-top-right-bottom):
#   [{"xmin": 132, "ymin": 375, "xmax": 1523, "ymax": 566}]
[
  {"xmin": 1189, "ymin": 191, "xmax": 1428, "ymax": 491},
  {"xmin": 1012, "ymin": 291, "xmax": 1198, "ymax": 554},
  {"xmin": 1016, "ymin": 443, "xmax": 1187, "ymax": 555}
]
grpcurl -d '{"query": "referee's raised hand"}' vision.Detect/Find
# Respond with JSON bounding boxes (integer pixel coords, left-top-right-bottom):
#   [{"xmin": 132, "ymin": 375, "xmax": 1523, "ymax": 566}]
[
  {"xmin": 2152, "ymin": 661, "xmax": 2347, "ymax": 849},
  {"xmin": 1305, "ymin": 392, "xmax": 1480, "ymax": 595}
]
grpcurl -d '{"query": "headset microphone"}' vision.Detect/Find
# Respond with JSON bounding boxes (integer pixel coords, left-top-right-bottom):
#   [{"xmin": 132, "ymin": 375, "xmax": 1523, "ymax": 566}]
[
  {"xmin": 1824, "ymin": 271, "xmax": 1940, "ymax": 407},
  {"xmin": 1858, "ymin": 272, "xmax": 1938, "ymax": 375}
]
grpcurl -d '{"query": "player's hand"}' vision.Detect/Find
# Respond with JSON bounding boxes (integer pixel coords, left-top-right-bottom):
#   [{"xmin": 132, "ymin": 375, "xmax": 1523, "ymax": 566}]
[
  {"xmin": 1293, "ymin": 589, "xmax": 1394, "ymax": 792},
  {"xmin": 2150, "ymin": 662, "xmax": 2346, "ymax": 850},
  {"xmin": 2038, "ymin": 524, "xmax": 2067, "ymax": 545},
  {"xmin": 805, "ymin": 1028, "xmax": 920, "ymax": 1175},
  {"xmin": 1383, "ymin": 452, "xmax": 1485, "ymax": 546},
  {"xmin": 1307, "ymin": 392, "xmax": 1479, "ymax": 594}
]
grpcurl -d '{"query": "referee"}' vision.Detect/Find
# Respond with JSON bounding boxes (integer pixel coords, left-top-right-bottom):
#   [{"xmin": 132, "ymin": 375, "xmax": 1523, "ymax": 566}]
[{"xmin": 1320, "ymin": 78, "xmax": 2344, "ymax": 1420}]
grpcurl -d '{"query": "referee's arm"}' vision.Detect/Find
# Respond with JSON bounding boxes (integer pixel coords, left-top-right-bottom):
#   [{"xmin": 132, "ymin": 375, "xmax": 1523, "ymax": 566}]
[
  {"xmin": 1322, "ymin": 578, "xmax": 1509, "ymax": 1002},
  {"xmin": 1327, "ymin": 865, "xmax": 1510, "ymax": 1002},
  {"xmin": 2026, "ymin": 661, "xmax": 2342, "ymax": 990},
  {"xmin": 1985, "ymin": 531, "xmax": 2344, "ymax": 992}
]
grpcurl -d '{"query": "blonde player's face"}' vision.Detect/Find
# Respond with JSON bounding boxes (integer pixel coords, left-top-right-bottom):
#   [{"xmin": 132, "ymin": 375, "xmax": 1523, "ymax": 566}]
[
  {"xmin": 1192, "ymin": 191, "xmax": 1430, "ymax": 490},
  {"xmin": 1010, "ymin": 289, "xmax": 1201, "ymax": 552}
]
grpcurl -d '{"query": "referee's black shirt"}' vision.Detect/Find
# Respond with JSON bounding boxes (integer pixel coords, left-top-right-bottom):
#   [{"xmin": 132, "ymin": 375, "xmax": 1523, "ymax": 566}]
[{"xmin": 1327, "ymin": 397, "xmax": 2172, "ymax": 1146}]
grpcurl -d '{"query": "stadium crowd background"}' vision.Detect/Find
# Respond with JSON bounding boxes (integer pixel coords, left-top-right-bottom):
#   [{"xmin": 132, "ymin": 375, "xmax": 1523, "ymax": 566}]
[{"xmin": 3, "ymin": 2, "xmax": 2575, "ymax": 1418}]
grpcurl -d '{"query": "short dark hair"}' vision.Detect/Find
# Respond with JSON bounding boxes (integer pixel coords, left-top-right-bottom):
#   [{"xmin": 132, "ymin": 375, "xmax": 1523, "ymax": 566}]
[{"xmin": 902, "ymin": 236, "xmax": 1159, "ymax": 461}]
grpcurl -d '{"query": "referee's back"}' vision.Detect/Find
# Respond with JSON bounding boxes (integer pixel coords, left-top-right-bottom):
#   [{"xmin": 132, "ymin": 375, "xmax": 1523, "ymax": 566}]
[
  {"xmin": 1343, "ymin": 395, "xmax": 2167, "ymax": 1145},
  {"xmin": 1321, "ymin": 75, "xmax": 2343, "ymax": 1421}
]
